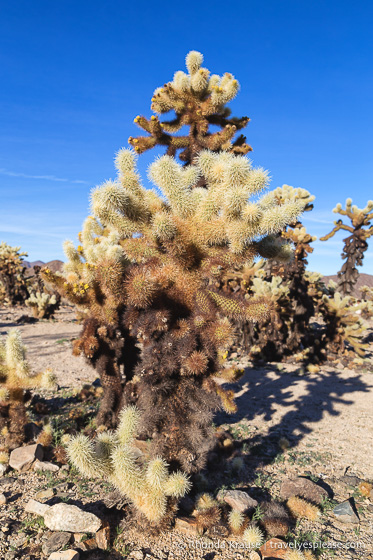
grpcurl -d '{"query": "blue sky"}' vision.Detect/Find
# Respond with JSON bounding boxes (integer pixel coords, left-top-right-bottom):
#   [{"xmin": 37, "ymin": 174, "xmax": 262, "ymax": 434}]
[{"xmin": 0, "ymin": 0, "xmax": 372, "ymax": 274}]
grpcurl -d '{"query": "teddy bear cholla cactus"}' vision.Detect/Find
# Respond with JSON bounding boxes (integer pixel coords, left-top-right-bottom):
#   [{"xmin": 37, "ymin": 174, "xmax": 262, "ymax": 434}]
[
  {"xmin": 0, "ymin": 242, "xmax": 29, "ymax": 306},
  {"xmin": 129, "ymin": 51, "xmax": 251, "ymax": 164},
  {"xmin": 0, "ymin": 329, "xmax": 56, "ymax": 450},
  {"xmin": 26, "ymin": 291, "xmax": 58, "ymax": 319},
  {"xmin": 320, "ymin": 198, "xmax": 373, "ymax": 296},
  {"xmin": 67, "ymin": 406, "xmax": 191, "ymax": 526},
  {"xmin": 319, "ymin": 292, "xmax": 368, "ymax": 357},
  {"xmin": 42, "ymin": 145, "xmax": 306, "ymax": 473}
]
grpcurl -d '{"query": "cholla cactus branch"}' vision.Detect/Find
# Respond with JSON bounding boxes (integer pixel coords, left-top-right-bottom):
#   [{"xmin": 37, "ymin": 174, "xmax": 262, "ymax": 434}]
[
  {"xmin": 67, "ymin": 406, "xmax": 191, "ymax": 525},
  {"xmin": 129, "ymin": 51, "xmax": 251, "ymax": 164}
]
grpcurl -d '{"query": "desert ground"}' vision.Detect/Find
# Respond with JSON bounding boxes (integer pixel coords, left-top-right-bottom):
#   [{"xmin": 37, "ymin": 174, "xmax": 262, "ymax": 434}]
[{"xmin": 0, "ymin": 305, "xmax": 372, "ymax": 559}]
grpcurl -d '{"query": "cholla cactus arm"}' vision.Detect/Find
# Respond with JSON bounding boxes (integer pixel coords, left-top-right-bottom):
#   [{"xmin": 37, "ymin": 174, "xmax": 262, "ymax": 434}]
[{"xmin": 67, "ymin": 407, "xmax": 191, "ymax": 525}]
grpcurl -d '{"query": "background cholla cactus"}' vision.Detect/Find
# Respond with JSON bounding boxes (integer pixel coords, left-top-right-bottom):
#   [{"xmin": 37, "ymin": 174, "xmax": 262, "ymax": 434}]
[
  {"xmin": 0, "ymin": 329, "xmax": 56, "ymax": 450},
  {"xmin": 227, "ymin": 187, "xmax": 319, "ymax": 363},
  {"xmin": 25, "ymin": 291, "xmax": 58, "ymax": 319},
  {"xmin": 320, "ymin": 198, "xmax": 373, "ymax": 296},
  {"xmin": 129, "ymin": 51, "xmax": 251, "ymax": 164},
  {"xmin": 319, "ymin": 291, "xmax": 369, "ymax": 357},
  {"xmin": 67, "ymin": 406, "xmax": 191, "ymax": 528},
  {"xmin": 0, "ymin": 242, "xmax": 29, "ymax": 306}
]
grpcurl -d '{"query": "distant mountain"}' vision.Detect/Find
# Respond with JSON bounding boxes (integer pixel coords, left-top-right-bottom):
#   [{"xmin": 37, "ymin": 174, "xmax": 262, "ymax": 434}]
[
  {"xmin": 322, "ymin": 272, "xmax": 373, "ymax": 298},
  {"xmin": 23, "ymin": 259, "xmax": 64, "ymax": 275},
  {"xmin": 23, "ymin": 260, "xmax": 44, "ymax": 268}
]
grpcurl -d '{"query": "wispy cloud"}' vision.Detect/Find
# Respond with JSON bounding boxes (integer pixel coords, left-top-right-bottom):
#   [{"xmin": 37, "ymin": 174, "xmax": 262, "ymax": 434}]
[{"xmin": 0, "ymin": 168, "xmax": 88, "ymax": 184}]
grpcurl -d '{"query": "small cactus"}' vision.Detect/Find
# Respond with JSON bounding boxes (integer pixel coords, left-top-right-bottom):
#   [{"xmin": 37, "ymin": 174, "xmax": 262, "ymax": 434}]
[
  {"xmin": 0, "ymin": 242, "xmax": 29, "ymax": 306},
  {"xmin": 0, "ymin": 329, "xmax": 56, "ymax": 450}
]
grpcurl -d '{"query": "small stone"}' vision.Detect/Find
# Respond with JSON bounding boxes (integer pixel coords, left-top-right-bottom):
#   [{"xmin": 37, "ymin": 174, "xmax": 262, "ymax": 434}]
[
  {"xmin": 340, "ymin": 474, "xmax": 362, "ymax": 486},
  {"xmin": 0, "ymin": 464, "xmax": 8, "ymax": 477},
  {"xmin": 35, "ymin": 488, "xmax": 55, "ymax": 500},
  {"xmin": 217, "ymin": 489, "xmax": 257, "ymax": 512},
  {"xmin": 25, "ymin": 498, "xmax": 51, "ymax": 516},
  {"xmin": 128, "ymin": 551, "xmax": 143, "ymax": 560},
  {"xmin": 96, "ymin": 521, "xmax": 110, "ymax": 550},
  {"xmin": 103, "ymin": 489, "xmax": 127, "ymax": 509},
  {"xmin": 279, "ymin": 477, "xmax": 328, "ymax": 504},
  {"xmin": 8, "ymin": 531, "xmax": 28, "ymax": 547},
  {"xmin": 44, "ymin": 503, "xmax": 101, "ymax": 533},
  {"xmin": 49, "ymin": 552, "xmax": 80, "ymax": 560},
  {"xmin": 34, "ymin": 460, "xmax": 60, "ymax": 473},
  {"xmin": 249, "ymin": 553, "xmax": 261, "ymax": 560},
  {"xmin": 42, "ymin": 532, "xmax": 72, "ymax": 555},
  {"xmin": 0, "ymin": 493, "xmax": 7, "ymax": 505},
  {"xmin": 73, "ymin": 534, "xmax": 86, "ymax": 543},
  {"xmin": 333, "ymin": 500, "xmax": 359, "ymax": 524},
  {"xmin": 9, "ymin": 443, "xmax": 43, "ymax": 472},
  {"xmin": 174, "ymin": 516, "xmax": 200, "ymax": 536},
  {"xmin": 259, "ymin": 537, "xmax": 288, "ymax": 558},
  {"xmin": 75, "ymin": 537, "xmax": 97, "ymax": 551}
]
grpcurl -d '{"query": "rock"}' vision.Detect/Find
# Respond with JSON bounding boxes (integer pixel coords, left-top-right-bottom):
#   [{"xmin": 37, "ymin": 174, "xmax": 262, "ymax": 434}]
[
  {"xmin": 128, "ymin": 552, "xmax": 143, "ymax": 560},
  {"xmin": 42, "ymin": 532, "xmax": 72, "ymax": 555},
  {"xmin": 44, "ymin": 503, "xmax": 101, "ymax": 533},
  {"xmin": 8, "ymin": 531, "xmax": 28, "ymax": 547},
  {"xmin": 96, "ymin": 521, "xmax": 110, "ymax": 550},
  {"xmin": 9, "ymin": 443, "xmax": 43, "ymax": 472},
  {"xmin": 35, "ymin": 488, "xmax": 55, "ymax": 500},
  {"xmin": 34, "ymin": 460, "xmax": 60, "ymax": 473},
  {"xmin": 73, "ymin": 534, "xmax": 87, "ymax": 543},
  {"xmin": 217, "ymin": 489, "xmax": 257, "ymax": 512},
  {"xmin": 0, "ymin": 464, "xmax": 8, "ymax": 477},
  {"xmin": 249, "ymin": 553, "xmax": 261, "ymax": 560},
  {"xmin": 333, "ymin": 500, "xmax": 359, "ymax": 524},
  {"xmin": 279, "ymin": 477, "xmax": 328, "ymax": 504},
  {"xmin": 340, "ymin": 474, "xmax": 362, "ymax": 486},
  {"xmin": 103, "ymin": 489, "xmax": 128, "ymax": 509},
  {"xmin": 174, "ymin": 516, "xmax": 200, "ymax": 536},
  {"xmin": 259, "ymin": 537, "xmax": 288, "ymax": 558},
  {"xmin": 75, "ymin": 537, "xmax": 97, "ymax": 551},
  {"xmin": 25, "ymin": 498, "xmax": 51, "ymax": 516},
  {"xmin": 0, "ymin": 493, "xmax": 7, "ymax": 505},
  {"xmin": 49, "ymin": 552, "xmax": 80, "ymax": 560}
]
